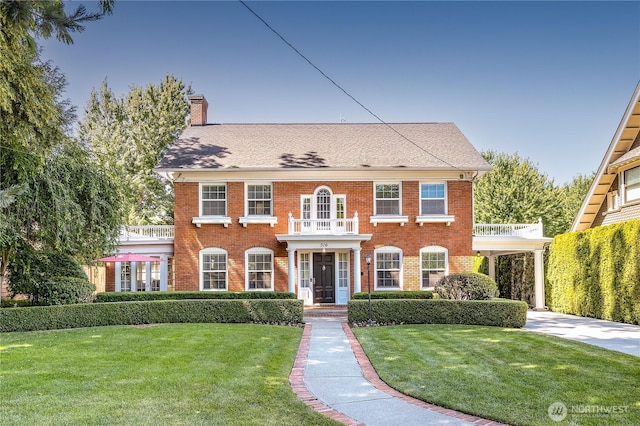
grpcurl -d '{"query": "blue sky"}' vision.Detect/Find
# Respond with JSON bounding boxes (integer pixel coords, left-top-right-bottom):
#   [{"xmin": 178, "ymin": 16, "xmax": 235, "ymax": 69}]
[{"xmin": 41, "ymin": 1, "xmax": 640, "ymax": 185}]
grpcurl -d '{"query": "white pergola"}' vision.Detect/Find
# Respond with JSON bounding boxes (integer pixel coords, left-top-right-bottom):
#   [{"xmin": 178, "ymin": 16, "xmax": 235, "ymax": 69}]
[{"xmin": 473, "ymin": 220, "xmax": 553, "ymax": 310}]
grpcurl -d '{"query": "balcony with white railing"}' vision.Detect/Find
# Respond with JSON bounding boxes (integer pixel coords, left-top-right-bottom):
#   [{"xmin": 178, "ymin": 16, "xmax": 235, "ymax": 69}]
[
  {"xmin": 287, "ymin": 212, "xmax": 359, "ymax": 235},
  {"xmin": 473, "ymin": 219, "xmax": 544, "ymax": 239},
  {"xmin": 120, "ymin": 225, "xmax": 175, "ymax": 241}
]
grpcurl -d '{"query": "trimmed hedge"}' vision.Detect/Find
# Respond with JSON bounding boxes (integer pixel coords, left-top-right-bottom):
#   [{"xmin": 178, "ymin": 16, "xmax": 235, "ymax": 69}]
[
  {"xmin": 1, "ymin": 299, "xmax": 32, "ymax": 308},
  {"xmin": 352, "ymin": 291, "xmax": 433, "ymax": 299},
  {"xmin": 347, "ymin": 298, "xmax": 527, "ymax": 328},
  {"xmin": 94, "ymin": 291, "xmax": 297, "ymax": 303},
  {"xmin": 0, "ymin": 299, "xmax": 304, "ymax": 332},
  {"xmin": 435, "ymin": 272, "xmax": 499, "ymax": 300},
  {"xmin": 547, "ymin": 220, "xmax": 640, "ymax": 324}
]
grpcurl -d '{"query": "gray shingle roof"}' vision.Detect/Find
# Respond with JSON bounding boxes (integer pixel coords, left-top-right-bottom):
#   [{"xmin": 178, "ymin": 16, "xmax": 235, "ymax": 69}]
[{"xmin": 156, "ymin": 122, "xmax": 490, "ymax": 171}]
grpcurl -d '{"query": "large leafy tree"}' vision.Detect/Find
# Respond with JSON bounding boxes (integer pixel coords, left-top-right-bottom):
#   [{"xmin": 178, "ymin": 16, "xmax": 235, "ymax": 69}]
[
  {"xmin": 558, "ymin": 172, "xmax": 594, "ymax": 233},
  {"xmin": 474, "ymin": 151, "xmax": 564, "ymax": 237},
  {"xmin": 0, "ymin": 1, "xmax": 119, "ymax": 297},
  {"xmin": 78, "ymin": 76, "xmax": 191, "ymax": 224},
  {"xmin": 473, "ymin": 151, "xmax": 593, "ymax": 304}
]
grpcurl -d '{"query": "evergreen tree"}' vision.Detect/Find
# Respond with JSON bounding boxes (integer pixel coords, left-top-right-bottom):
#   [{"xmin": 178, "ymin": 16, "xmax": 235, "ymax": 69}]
[
  {"xmin": 78, "ymin": 76, "xmax": 191, "ymax": 224},
  {"xmin": 0, "ymin": 1, "xmax": 119, "ymax": 297}
]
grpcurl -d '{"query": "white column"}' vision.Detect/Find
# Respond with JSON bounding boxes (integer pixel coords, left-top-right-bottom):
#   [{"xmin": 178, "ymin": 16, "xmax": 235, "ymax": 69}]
[
  {"xmin": 287, "ymin": 248, "xmax": 296, "ymax": 294},
  {"xmin": 534, "ymin": 249, "xmax": 546, "ymax": 310},
  {"xmin": 488, "ymin": 255, "xmax": 496, "ymax": 281},
  {"xmin": 160, "ymin": 255, "xmax": 168, "ymax": 291},
  {"xmin": 353, "ymin": 247, "xmax": 362, "ymax": 294},
  {"xmin": 131, "ymin": 262, "xmax": 138, "ymax": 291},
  {"xmin": 115, "ymin": 262, "xmax": 121, "ymax": 292},
  {"xmin": 145, "ymin": 261, "xmax": 151, "ymax": 291}
]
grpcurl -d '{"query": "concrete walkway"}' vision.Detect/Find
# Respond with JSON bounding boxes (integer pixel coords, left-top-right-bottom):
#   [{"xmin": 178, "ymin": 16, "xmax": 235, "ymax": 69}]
[
  {"xmin": 524, "ymin": 310, "xmax": 640, "ymax": 357},
  {"xmin": 293, "ymin": 316, "xmax": 502, "ymax": 425},
  {"xmin": 291, "ymin": 310, "xmax": 639, "ymax": 425}
]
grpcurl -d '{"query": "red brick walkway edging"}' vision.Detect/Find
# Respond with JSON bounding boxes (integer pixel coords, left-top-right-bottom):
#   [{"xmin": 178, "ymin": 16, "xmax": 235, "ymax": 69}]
[
  {"xmin": 341, "ymin": 322, "xmax": 509, "ymax": 426},
  {"xmin": 289, "ymin": 324, "xmax": 365, "ymax": 425}
]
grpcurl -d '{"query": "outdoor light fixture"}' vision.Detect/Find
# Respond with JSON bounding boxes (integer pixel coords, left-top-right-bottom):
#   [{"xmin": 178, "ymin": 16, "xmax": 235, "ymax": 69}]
[{"xmin": 365, "ymin": 253, "xmax": 372, "ymax": 326}]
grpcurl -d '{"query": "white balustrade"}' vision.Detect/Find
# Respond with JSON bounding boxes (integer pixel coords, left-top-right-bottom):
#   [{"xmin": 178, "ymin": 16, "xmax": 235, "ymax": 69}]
[
  {"xmin": 287, "ymin": 212, "xmax": 359, "ymax": 235},
  {"xmin": 122, "ymin": 225, "xmax": 175, "ymax": 240},
  {"xmin": 473, "ymin": 219, "xmax": 543, "ymax": 238}
]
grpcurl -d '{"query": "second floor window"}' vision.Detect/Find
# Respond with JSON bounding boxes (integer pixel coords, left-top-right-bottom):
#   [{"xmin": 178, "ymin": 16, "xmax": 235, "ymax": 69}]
[
  {"xmin": 420, "ymin": 183, "xmax": 446, "ymax": 215},
  {"xmin": 624, "ymin": 166, "xmax": 640, "ymax": 203},
  {"xmin": 247, "ymin": 184, "xmax": 272, "ymax": 215},
  {"xmin": 375, "ymin": 183, "xmax": 400, "ymax": 215},
  {"xmin": 201, "ymin": 184, "xmax": 226, "ymax": 216}
]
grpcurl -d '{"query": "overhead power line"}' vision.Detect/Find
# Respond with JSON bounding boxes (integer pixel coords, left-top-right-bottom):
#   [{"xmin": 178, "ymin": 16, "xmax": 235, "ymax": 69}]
[{"xmin": 238, "ymin": 0, "xmax": 461, "ymax": 171}]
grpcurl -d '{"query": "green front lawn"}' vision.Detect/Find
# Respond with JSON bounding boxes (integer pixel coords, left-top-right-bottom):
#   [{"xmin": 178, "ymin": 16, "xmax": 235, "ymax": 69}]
[
  {"xmin": 0, "ymin": 324, "xmax": 338, "ymax": 426},
  {"xmin": 353, "ymin": 324, "xmax": 640, "ymax": 425}
]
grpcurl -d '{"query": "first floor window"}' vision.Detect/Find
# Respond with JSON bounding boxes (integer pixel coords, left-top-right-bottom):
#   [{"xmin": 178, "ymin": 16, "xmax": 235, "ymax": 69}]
[
  {"xmin": 624, "ymin": 166, "xmax": 640, "ymax": 203},
  {"xmin": 421, "ymin": 247, "xmax": 447, "ymax": 288},
  {"xmin": 299, "ymin": 252, "xmax": 311, "ymax": 288},
  {"xmin": 201, "ymin": 249, "xmax": 227, "ymax": 290},
  {"xmin": 376, "ymin": 248, "xmax": 401, "ymax": 289},
  {"xmin": 247, "ymin": 249, "xmax": 273, "ymax": 290},
  {"xmin": 247, "ymin": 184, "xmax": 272, "ymax": 215},
  {"xmin": 375, "ymin": 183, "xmax": 400, "ymax": 215}
]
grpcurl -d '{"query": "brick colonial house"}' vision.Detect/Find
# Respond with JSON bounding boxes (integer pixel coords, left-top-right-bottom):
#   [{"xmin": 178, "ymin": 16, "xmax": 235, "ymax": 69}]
[
  {"xmin": 572, "ymin": 81, "xmax": 640, "ymax": 231},
  {"xmin": 132, "ymin": 94, "xmax": 490, "ymax": 305}
]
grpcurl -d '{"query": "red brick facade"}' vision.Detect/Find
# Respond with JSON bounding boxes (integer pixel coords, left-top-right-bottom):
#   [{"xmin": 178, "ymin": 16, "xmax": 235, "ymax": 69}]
[{"xmin": 173, "ymin": 180, "xmax": 474, "ymax": 295}]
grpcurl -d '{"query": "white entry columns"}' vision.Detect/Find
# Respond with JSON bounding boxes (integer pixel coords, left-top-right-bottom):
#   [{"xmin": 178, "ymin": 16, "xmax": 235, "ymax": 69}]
[
  {"xmin": 287, "ymin": 247, "xmax": 296, "ymax": 293},
  {"xmin": 533, "ymin": 249, "xmax": 546, "ymax": 310},
  {"xmin": 353, "ymin": 247, "xmax": 362, "ymax": 293}
]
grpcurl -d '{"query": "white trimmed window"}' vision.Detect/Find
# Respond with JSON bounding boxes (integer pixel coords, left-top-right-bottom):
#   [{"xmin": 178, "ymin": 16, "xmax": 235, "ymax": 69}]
[
  {"xmin": 247, "ymin": 184, "xmax": 272, "ymax": 216},
  {"xmin": 200, "ymin": 248, "xmax": 228, "ymax": 290},
  {"xmin": 624, "ymin": 166, "xmax": 640, "ymax": 203},
  {"xmin": 201, "ymin": 184, "xmax": 227, "ymax": 216},
  {"xmin": 246, "ymin": 248, "xmax": 274, "ymax": 291},
  {"xmin": 299, "ymin": 252, "xmax": 311, "ymax": 288},
  {"xmin": 420, "ymin": 246, "xmax": 448, "ymax": 289},
  {"xmin": 375, "ymin": 183, "xmax": 401, "ymax": 215},
  {"xmin": 420, "ymin": 183, "xmax": 446, "ymax": 215},
  {"xmin": 375, "ymin": 247, "xmax": 402, "ymax": 289},
  {"xmin": 120, "ymin": 262, "xmax": 132, "ymax": 292}
]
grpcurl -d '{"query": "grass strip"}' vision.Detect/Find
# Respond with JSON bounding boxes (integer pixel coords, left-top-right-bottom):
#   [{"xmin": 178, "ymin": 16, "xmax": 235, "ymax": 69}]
[
  {"xmin": 0, "ymin": 323, "xmax": 338, "ymax": 425},
  {"xmin": 353, "ymin": 324, "xmax": 640, "ymax": 425}
]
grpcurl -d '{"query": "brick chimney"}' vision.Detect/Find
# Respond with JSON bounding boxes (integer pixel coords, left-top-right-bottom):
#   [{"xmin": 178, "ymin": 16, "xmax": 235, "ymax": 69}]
[{"xmin": 188, "ymin": 94, "xmax": 208, "ymax": 126}]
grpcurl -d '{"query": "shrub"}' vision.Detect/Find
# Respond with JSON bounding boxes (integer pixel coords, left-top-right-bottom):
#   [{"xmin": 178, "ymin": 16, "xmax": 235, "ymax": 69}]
[
  {"xmin": 347, "ymin": 299, "xmax": 527, "ymax": 328},
  {"xmin": 352, "ymin": 291, "xmax": 433, "ymax": 300},
  {"xmin": 435, "ymin": 273, "xmax": 498, "ymax": 300},
  {"xmin": 0, "ymin": 299, "xmax": 305, "ymax": 332},
  {"xmin": 39, "ymin": 277, "xmax": 95, "ymax": 305},
  {"xmin": 7, "ymin": 248, "xmax": 90, "ymax": 305},
  {"xmin": 94, "ymin": 291, "xmax": 297, "ymax": 303}
]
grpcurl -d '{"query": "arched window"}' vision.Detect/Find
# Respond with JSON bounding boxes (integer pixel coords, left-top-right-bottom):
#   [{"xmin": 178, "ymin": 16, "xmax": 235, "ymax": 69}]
[
  {"xmin": 200, "ymin": 248, "xmax": 228, "ymax": 290},
  {"xmin": 374, "ymin": 246, "xmax": 402, "ymax": 290},
  {"xmin": 420, "ymin": 246, "xmax": 448, "ymax": 289},
  {"xmin": 245, "ymin": 247, "xmax": 274, "ymax": 291}
]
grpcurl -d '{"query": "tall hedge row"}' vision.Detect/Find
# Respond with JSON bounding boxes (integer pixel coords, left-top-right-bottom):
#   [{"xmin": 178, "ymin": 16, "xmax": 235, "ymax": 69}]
[
  {"xmin": 0, "ymin": 299, "xmax": 304, "ymax": 332},
  {"xmin": 347, "ymin": 299, "xmax": 527, "ymax": 328},
  {"xmin": 546, "ymin": 220, "xmax": 640, "ymax": 324}
]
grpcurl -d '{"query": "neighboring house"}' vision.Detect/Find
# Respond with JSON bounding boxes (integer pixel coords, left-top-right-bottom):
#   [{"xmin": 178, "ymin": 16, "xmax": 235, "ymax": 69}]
[
  {"xmin": 573, "ymin": 82, "xmax": 640, "ymax": 232},
  {"xmin": 145, "ymin": 94, "xmax": 490, "ymax": 305}
]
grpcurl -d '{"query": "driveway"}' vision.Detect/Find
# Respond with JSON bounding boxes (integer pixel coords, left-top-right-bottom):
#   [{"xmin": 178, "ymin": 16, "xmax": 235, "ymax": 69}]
[{"xmin": 525, "ymin": 310, "xmax": 639, "ymax": 357}]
